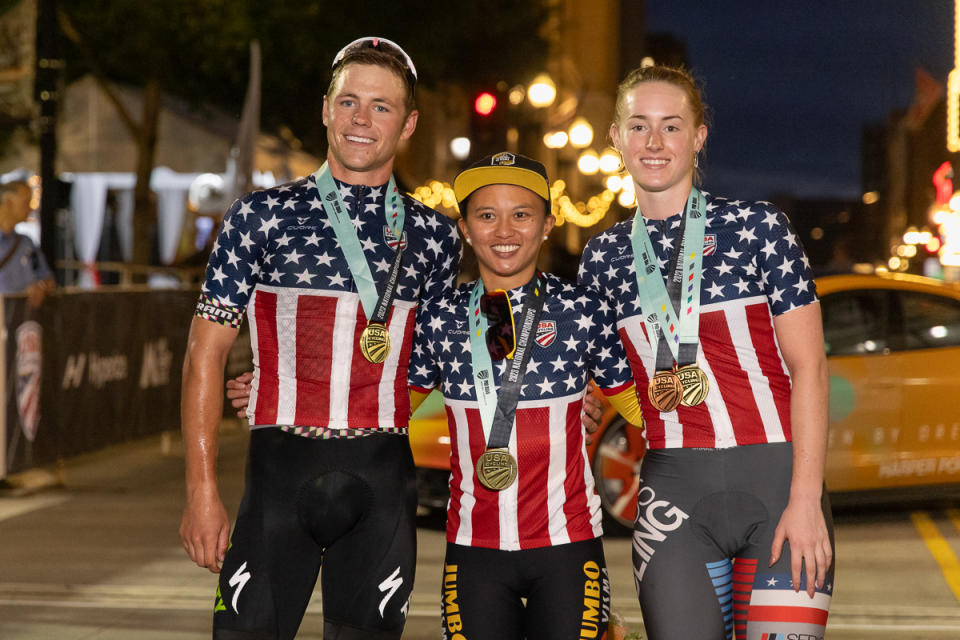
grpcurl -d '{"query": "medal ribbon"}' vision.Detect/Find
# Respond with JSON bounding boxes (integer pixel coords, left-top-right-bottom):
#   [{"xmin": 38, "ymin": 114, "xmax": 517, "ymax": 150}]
[
  {"xmin": 312, "ymin": 163, "xmax": 406, "ymax": 323},
  {"xmin": 630, "ymin": 188, "xmax": 706, "ymax": 367},
  {"xmin": 468, "ymin": 274, "xmax": 546, "ymax": 447}
]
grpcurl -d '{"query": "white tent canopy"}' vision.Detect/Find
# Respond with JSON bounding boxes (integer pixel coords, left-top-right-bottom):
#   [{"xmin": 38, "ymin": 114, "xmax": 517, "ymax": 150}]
[{"xmin": 63, "ymin": 166, "xmax": 276, "ymax": 287}]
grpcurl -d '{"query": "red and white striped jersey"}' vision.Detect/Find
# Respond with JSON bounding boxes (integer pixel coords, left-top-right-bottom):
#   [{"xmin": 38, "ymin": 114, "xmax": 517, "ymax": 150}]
[
  {"xmin": 579, "ymin": 193, "xmax": 817, "ymax": 450},
  {"xmin": 409, "ymin": 274, "xmax": 634, "ymax": 550},
  {"xmin": 198, "ymin": 176, "xmax": 460, "ymax": 432}
]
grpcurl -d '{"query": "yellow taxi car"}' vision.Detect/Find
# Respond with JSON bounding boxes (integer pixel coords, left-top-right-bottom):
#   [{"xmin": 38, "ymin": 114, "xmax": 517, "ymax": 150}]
[{"xmin": 411, "ymin": 271, "xmax": 960, "ymax": 533}]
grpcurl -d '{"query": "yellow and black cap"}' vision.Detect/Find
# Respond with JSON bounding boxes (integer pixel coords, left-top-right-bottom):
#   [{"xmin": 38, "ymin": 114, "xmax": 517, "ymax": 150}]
[{"xmin": 453, "ymin": 152, "xmax": 550, "ymax": 205}]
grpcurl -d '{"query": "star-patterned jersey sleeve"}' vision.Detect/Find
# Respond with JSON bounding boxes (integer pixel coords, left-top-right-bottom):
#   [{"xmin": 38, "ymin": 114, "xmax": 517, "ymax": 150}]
[
  {"xmin": 577, "ymin": 223, "xmax": 632, "ymax": 317},
  {"xmin": 578, "ymin": 193, "xmax": 817, "ymax": 451},
  {"xmin": 419, "ymin": 276, "xmax": 611, "ymax": 551},
  {"xmin": 581, "ymin": 287, "xmax": 633, "ymax": 394},
  {"xmin": 408, "ymin": 295, "xmax": 443, "ymax": 393},
  {"xmin": 753, "ymin": 203, "xmax": 818, "ymax": 316},
  {"xmin": 405, "ymin": 198, "xmax": 462, "ymax": 302},
  {"xmin": 196, "ymin": 194, "xmax": 268, "ymax": 327}
]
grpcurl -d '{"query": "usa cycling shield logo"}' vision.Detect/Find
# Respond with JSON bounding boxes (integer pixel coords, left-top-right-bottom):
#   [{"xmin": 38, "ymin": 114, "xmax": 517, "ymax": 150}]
[
  {"xmin": 704, "ymin": 234, "xmax": 717, "ymax": 256},
  {"xmin": 536, "ymin": 320, "xmax": 556, "ymax": 347},
  {"xmin": 383, "ymin": 226, "xmax": 408, "ymax": 250}
]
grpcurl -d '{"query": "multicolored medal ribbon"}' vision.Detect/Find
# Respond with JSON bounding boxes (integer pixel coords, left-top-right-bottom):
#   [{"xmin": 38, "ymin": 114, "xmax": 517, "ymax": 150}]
[
  {"xmin": 630, "ymin": 188, "xmax": 709, "ymax": 411},
  {"xmin": 468, "ymin": 274, "xmax": 545, "ymax": 491},
  {"xmin": 313, "ymin": 163, "xmax": 406, "ymax": 363}
]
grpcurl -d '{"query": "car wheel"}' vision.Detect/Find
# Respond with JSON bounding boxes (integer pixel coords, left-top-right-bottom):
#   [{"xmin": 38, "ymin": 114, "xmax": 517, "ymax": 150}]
[{"xmin": 591, "ymin": 416, "xmax": 645, "ymax": 537}]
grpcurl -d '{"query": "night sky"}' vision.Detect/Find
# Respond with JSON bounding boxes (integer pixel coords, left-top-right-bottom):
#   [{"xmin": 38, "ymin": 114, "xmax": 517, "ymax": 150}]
[{"xmin": 644, "ymin": 1, "xmax": 954, "ymax": 201}]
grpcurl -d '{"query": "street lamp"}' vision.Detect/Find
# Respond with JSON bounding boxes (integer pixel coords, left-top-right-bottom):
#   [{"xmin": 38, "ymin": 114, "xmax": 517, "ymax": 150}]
[
  {"xmin": 568, "ymin": 117, "xmax": 593, "ymax": 148},
  {"xmin": 618, "ymin": 178, "xmax": 636, "ymax": 207},
  {"xmin": 543, "ymin": 130, "xmax": 568, "ymax": 149},
  {"xmin": 527, "ymin": 73, "xmax": 556, "ymax": 108},
  {"xmin": 599, "ymin": 148, "xmax": 621, "ymax": 174},
  {"xmin": 577, "ymin": 149, "xmax": 600, "ymax": 175},
  {"xmin": 450, "ymin": 137, "xmax": 471, "ymax": 160}
]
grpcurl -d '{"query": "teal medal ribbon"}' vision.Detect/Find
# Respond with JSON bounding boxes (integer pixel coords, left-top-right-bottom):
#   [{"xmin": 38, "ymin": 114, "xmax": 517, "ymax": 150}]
[
  {"xmin": 631, "ymin": 189, "xmax": 708, "ymax": 411},
  {"xmin": 313, "ymin": 163, "xmax": 406, "ymax": 363},
  {"xmin": 467, "ymin": 274, "xmax": 546, "ymax": 490},
  {"xmin": 629, "ymin": 188, "xmax": 706, "ymax": 363},
  {"xmin": 468, "ymin": 280, "xmax": 499, "ymax": 437}
]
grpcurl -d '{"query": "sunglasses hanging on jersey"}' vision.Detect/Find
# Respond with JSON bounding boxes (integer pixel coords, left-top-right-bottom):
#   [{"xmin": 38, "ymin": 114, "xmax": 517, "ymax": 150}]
[{"xmin": 480, "ymin": 290, "xmax": 516, "ymax": 361}]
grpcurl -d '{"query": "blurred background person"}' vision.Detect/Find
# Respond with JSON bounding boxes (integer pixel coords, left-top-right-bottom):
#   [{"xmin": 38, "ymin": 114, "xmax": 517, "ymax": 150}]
[{"xmin": 0, "ymin": 180, "xmax": 54, "ymax": 307}]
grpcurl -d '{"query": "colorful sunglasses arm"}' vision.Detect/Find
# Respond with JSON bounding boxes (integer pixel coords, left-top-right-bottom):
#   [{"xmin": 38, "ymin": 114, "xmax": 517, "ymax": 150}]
[
  {"xmin": 605, "ymin": 384, "xmax": 645, "ymax": 428},
  {"xmin": 408, "ymin": 387, "xmax": 431, "ymax": 416}
]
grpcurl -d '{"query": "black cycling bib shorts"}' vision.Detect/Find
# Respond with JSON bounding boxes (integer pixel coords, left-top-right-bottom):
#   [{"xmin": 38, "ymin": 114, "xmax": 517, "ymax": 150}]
[
  {"xmin": 440, "ymin": 537, "xmax": 609, "ymax": 640},
  {"xmin": 212, "ymin": 428, "xmax": 417, "ymax": 640}
]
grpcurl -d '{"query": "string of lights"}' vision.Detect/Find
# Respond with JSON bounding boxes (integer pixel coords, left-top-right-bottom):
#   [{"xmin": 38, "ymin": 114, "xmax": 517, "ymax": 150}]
[{"xmin": 410, "ymin": 176, "xmax": 636, "ymax": 228}]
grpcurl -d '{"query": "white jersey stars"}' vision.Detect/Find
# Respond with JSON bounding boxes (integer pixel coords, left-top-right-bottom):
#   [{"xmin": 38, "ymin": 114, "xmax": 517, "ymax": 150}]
[
  {"xmin": 201, "ymin": 176, "xmax": 460, "ymax": 310},
  {"xmin": 197, "ymin": 175, "xmax": 460, "ymax": 434},
  {"xmin": 408, "ymin": 272, "xmax": 633, "ymax": 551},
  {"xmin": 579, "ymin": 191, "xmax": 818, "ymax": 452},
  {"xmin": 410, "ymin": 273, "xmax": 631, "ymax": 405}
]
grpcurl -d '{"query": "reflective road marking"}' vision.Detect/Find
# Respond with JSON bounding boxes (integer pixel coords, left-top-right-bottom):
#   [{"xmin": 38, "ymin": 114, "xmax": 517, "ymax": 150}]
[
  {"xmin": 912, "ymin": 510, "xmax": 960, "ymax": 603},
  {"xmin": 0, "ymin": 494, "xmax": 67, "ymax": 522}
]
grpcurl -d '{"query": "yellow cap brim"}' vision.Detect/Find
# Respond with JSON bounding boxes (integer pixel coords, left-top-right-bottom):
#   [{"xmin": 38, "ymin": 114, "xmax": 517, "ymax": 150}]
[{"xmin": 453, "ymin": 166, "xmax": 550, "ymax": 203}]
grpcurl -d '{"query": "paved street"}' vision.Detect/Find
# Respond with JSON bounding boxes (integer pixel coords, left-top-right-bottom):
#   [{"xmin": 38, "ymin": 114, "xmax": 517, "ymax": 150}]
[{"xmin": 2, "ymin": 426, "xmax": 960, "ymax": 639}]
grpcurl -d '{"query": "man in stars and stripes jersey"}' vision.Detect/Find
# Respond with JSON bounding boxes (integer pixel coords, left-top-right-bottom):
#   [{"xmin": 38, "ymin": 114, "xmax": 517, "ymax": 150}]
[{"xmin": 179, "ymin": 38, "xmax": 459, "ymax": 640}]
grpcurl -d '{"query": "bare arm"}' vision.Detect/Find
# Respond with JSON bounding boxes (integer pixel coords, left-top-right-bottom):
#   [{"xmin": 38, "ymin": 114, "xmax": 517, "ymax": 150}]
[
  {"xmin": 769, "ymin": 301, "xmax": 833, "ymax": 596},
  {"xmin": 179, "ymin": 317, "xmax": 239, "ymax": 573}
]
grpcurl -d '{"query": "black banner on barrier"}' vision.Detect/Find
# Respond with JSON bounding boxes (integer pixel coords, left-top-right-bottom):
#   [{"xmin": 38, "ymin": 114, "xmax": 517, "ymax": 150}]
[
  {"xmin": 3, "ymin": 297, "xmax": 53, "ymax": 476},
  {"xmin": 4, "ymin": 290, "xmax": 198, "ymax": 475}
]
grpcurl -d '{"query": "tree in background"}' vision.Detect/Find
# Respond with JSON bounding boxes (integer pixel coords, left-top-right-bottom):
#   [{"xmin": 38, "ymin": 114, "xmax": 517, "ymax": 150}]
[
  {"xmin": 58, "ymin": 0, "xmax": 549, "ymax": 265},
  {"xmin": 59, "ymin": 1, "xmax": 250, "ymax": 265}
]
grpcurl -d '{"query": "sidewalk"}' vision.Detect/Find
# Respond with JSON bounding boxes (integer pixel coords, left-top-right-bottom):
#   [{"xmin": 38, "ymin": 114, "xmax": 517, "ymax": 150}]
[
  {"xmin": 0, "ymin": 426, "xmax": 648, "ymax": 639},
  {"xmin": 0, "ymin": 426, "xmax": 259, "ymax": 639}
]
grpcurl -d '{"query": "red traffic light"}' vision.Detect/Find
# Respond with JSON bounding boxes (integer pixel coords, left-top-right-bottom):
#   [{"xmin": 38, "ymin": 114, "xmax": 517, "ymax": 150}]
[{"xmin": 474, "ymin": 92, "xmax": 497, "ymax": 116}]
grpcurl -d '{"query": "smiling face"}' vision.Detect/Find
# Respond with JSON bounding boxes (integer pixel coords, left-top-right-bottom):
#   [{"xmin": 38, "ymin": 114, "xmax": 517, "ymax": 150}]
[
  {"xmin": 322, "ymin": 63, "xmax": 419, "ymax": 185},
  {"xmin": 611, "ymin": 80, "xmax": 707, "ymax": 215},
  {"xmin": 457, "ymin": 184, "xmax": 555, "ymax": 292}
]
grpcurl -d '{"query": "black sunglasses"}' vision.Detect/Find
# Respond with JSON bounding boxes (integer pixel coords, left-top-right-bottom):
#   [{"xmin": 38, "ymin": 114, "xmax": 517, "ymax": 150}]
[{"xmin": 480, "ymin": 290, "xmax": 516, "ymax": 361}]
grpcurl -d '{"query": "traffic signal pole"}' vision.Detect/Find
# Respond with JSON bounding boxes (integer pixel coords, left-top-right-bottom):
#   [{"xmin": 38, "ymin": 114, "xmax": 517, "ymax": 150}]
[{"xmin": 35, "ymin": 0, "xmax": 62, "ymax": 278}]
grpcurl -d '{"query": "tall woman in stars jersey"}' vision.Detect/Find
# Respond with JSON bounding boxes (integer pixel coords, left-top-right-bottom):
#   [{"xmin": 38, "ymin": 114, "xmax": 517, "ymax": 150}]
[
  {"xmin": 408, "ymin": 153, "xmax": 644, "ymax": 640},
  {"xmin": 579, "ymin": 66, "xmax": 835, "ymax": 640}
]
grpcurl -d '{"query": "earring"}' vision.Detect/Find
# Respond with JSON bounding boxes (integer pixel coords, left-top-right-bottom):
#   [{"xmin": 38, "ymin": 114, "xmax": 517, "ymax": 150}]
[
  {"xmin": 543, "ymin": 235, "xmax": 548, "ymax": 241},
  {"xmin": 466, "ymin": 237, "xmax": 472, "ymax": 245},
  {"xmin": 694, "ymin": 153, "xmax": 699, "ymax": 169}
]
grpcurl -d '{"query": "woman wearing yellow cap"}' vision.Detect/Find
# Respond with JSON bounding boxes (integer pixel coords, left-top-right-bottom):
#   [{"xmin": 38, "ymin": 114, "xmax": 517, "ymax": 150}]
[{"xmin": 408, "ymin": 152, "xmax": 643, "ymax": 639}]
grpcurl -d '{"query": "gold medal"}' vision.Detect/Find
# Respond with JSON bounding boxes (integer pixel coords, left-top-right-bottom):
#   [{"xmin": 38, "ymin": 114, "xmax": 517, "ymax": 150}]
[
  {"xmin": 648, "ymin": 370, "xmax": 683, "ymax": 412},
  {"xmin": 676, "ymin": 364, "xmax": 709, "ymax": 407},
  {"xmin": 476, "ymin": 448, "xmax": 518, "ymax": 491},
  {"xmin": 359, "ymin": 323, "xmax": 391, "ymax": 363}
]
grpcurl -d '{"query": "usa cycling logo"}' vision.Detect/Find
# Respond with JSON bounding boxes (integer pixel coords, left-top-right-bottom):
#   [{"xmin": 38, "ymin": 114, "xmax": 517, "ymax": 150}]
[
  {"xmin": 16, "ymin": 321, "xmax": 42, "ymax": 442},
  {"xmin": 704, "ymin": 234, "xmax": 716, "ymax": 256},
  {"xmin": 383, "ymin": 226, "xmax": 408, "ymax": 250},
  {"xmin": 535, "ymin": 320, "xmax": 556, "ymax": 347}
]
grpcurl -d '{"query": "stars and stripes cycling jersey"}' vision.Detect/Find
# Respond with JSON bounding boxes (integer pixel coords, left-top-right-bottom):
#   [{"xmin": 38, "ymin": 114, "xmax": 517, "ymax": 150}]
[
  {"xmin": 198, "ymin": 176, "xmax": 461, "ymax": 433},
  {"xmin": 408, "ymin": 273, "xmax": 634, "ymax": 551},
  {"xmin": 578, "ymin": 193, "xmax": 817, "ymax": 450}
]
